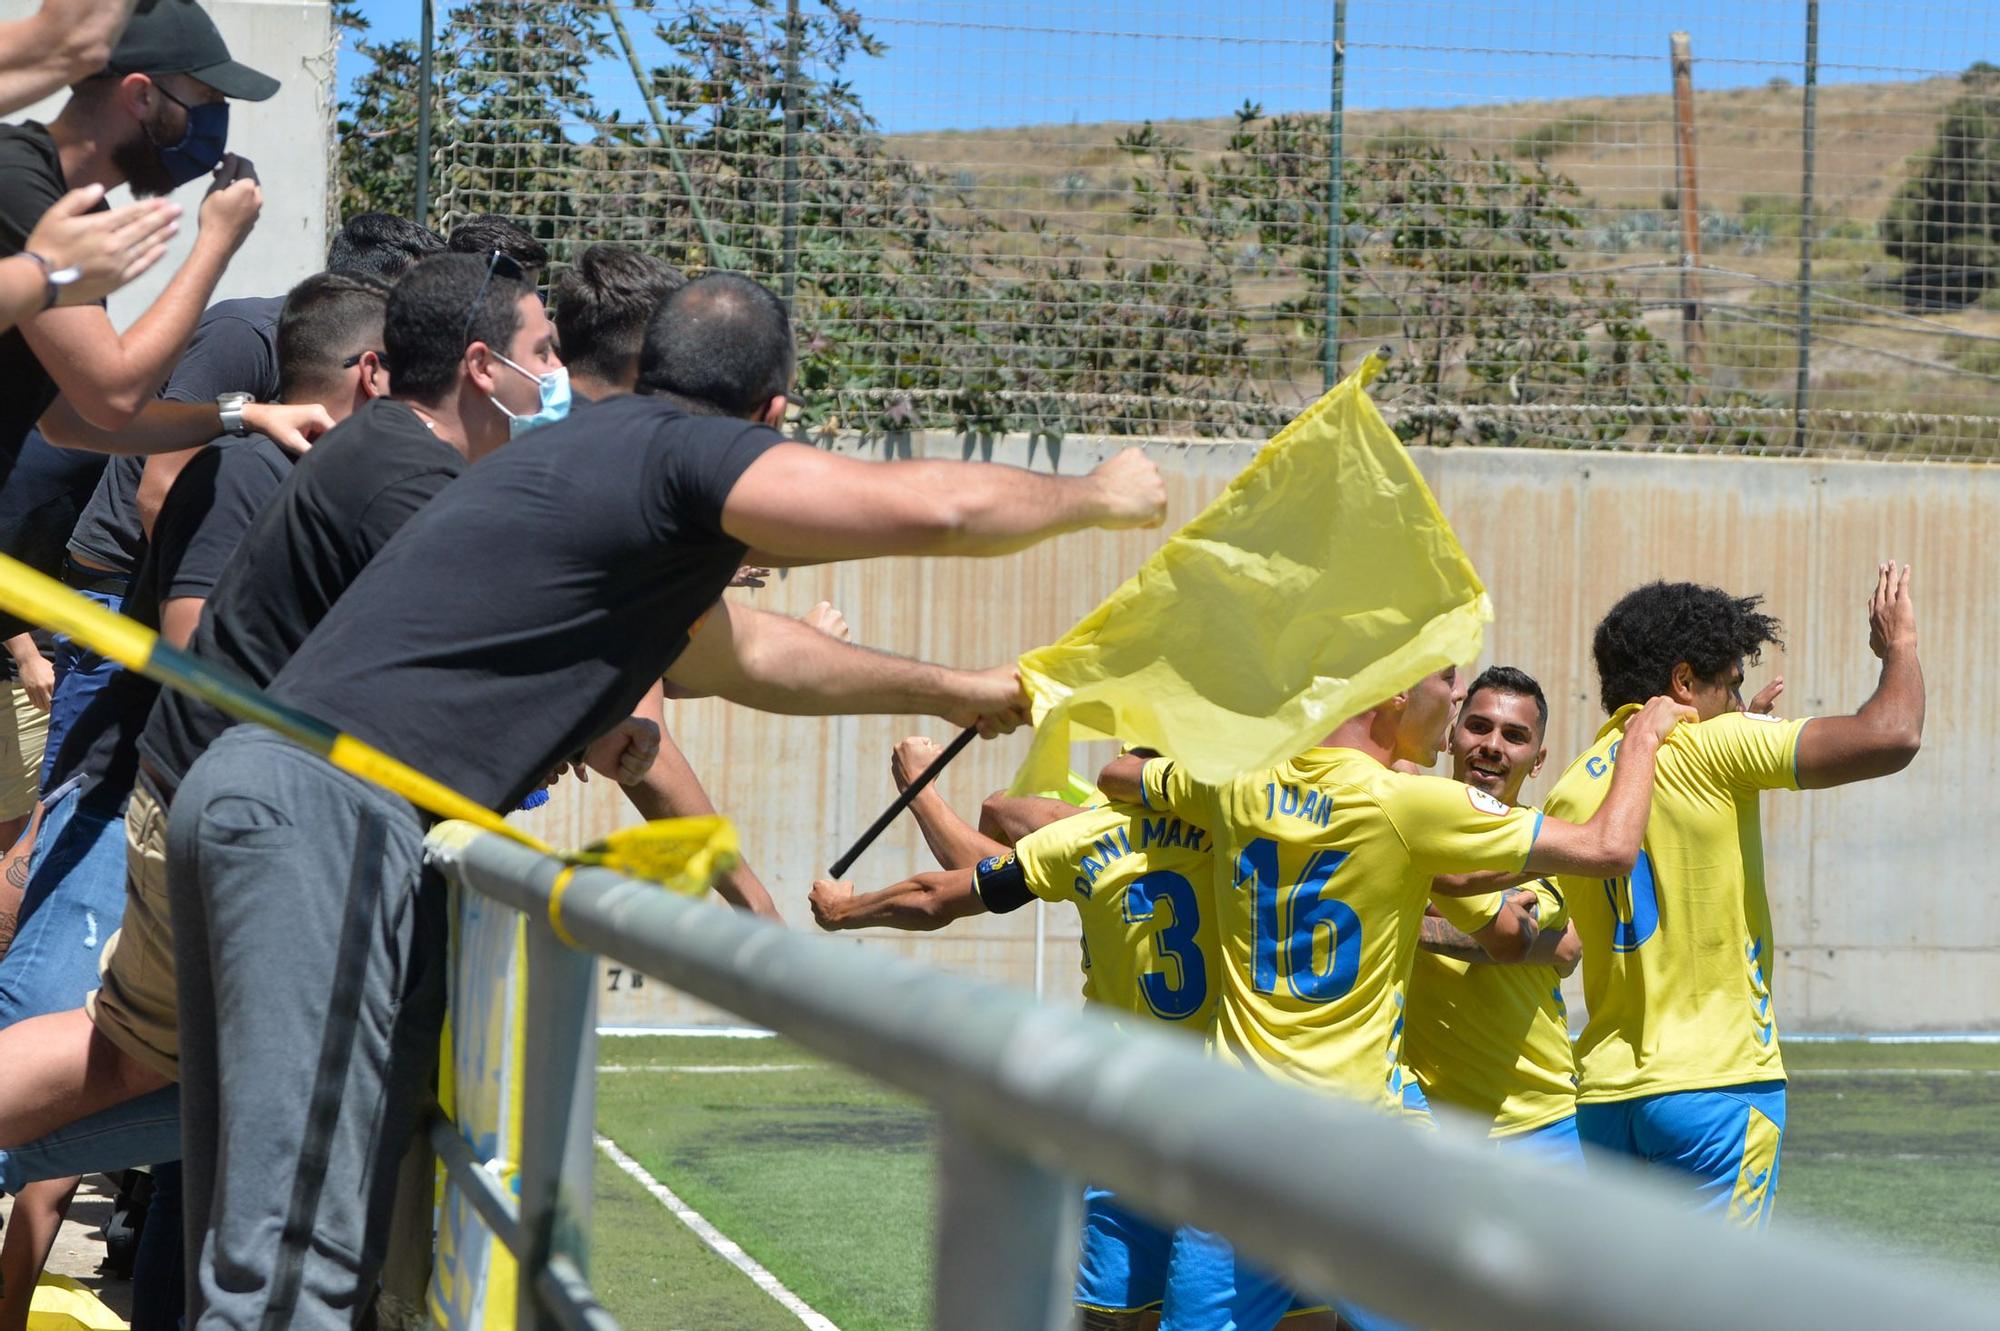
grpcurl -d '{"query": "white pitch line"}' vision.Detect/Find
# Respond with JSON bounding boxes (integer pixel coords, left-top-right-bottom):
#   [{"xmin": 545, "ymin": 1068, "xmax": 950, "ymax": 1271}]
[
  {"xmin": 596, "ymin": 1134, "xmax": 841, "ymax": 1331},
  {"xmin": 598, "ymin": 1063, "xmax": 814, "ymax": 1074},
  {"xmin": 1786, "ymin": 1033, "xmax": 2000, "ymax": 1045},
  {"xmin": 598, "ymin": 1025, "xmax": 776, "ymax": 1039},
  {"xmin": 1790, "ymin": 1067, "xmax": 2000, "ymax": 1078}
]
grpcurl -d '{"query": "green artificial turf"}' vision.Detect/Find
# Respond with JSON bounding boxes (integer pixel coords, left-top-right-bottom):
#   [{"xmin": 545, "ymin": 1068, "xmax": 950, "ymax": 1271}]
[{"xmin": 590, "ymin": 1036, "xmax": 2000, "ymax": 1328}]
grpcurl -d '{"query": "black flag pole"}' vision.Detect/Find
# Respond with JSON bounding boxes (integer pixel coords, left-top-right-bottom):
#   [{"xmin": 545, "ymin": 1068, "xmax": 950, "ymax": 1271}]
[{"xmin": 828, "ymin": 725, "xmax": 979, "ymax": 879}]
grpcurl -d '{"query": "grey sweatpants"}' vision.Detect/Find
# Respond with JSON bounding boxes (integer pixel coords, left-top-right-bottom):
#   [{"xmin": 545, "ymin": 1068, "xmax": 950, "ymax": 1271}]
[{"xmin": 169, "ymin": 725, "xmax": 446, "ymax": 1329}]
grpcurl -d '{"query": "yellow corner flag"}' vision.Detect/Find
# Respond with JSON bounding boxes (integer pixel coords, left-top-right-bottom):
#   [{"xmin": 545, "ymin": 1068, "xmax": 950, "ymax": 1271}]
[{"xmin": 1012, "ymin": 352, "xmax": 1490, "ymax": 794}]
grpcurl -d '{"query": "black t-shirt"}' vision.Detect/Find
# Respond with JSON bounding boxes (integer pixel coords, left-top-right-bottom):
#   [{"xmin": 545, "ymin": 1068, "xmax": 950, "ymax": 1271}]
[
  {"xmin": 0, "ymin": 122, "xmax": 113, "ymax": 640},
  {"xmin": 137, "ymin": 399, "xmax": 467, "ymax": 800},
  {"xmin": 270, "ymin": 394, "xmax": 781, "ymax": 812},
  {"xmin": 0, "ymin": 122, "xmax": 89, "ymax": 476},
  {"xmin": 66, "ymin": 296, "xmax": 285, "ymax": 574},
  {"xmin": 50, "ymin": 436, "xmax": 293, "ymax": 809}
]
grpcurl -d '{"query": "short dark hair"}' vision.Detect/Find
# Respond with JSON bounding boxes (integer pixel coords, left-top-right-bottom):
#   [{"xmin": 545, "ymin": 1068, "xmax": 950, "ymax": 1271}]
[
  {"xmin": 383, "ymin": 253, "xmax": 528, "ymax": 404},
  {"xmin": 277, "ymin": 272, "xmax": 391, "ymax": 398},
  {"xmin": 636, "ymin": 273, "xmax": 794, "ymax": 416},
  {"xmin": 1464, "ymin": 665, "xmax": 1549, "ymax": 738},
  {"xmin": 1593, "ymin": 581, "xmax": 1783, "ymax": 713},
  {"xmin": 446, "ymin": 214, "xmax": 549, "ymax": 274},
  {"xmin": 326, "ymin": 213, "xmax": 446, "ymax": 281},
  {"xmin": 553, "ymin": 245, "xmax": 685, "ymax": 386}
]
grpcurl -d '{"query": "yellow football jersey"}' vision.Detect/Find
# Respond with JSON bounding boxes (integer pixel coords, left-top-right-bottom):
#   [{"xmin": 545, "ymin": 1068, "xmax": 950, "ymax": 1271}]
[
  {"xmin": 1009, "ymin": 802, "xmax": 1221, "ymax": 1034},
  {"xmin": 1543, "ymin": 706, "xmax": 1808, "ymax": 1103},
  {"xmin": 1405, "ymin": 878, "xmax": 1579, "ymax": 1135},
  {"xmin": 1143, "ymin": 749, "xmax": 1536, "ymax": 1109}
]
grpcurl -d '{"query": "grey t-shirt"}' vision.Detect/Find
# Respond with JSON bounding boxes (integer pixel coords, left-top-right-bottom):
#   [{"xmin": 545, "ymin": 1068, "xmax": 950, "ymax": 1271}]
[{"xmin": 66, "ymin": 295, "xmax": 284, "ymax": 574}]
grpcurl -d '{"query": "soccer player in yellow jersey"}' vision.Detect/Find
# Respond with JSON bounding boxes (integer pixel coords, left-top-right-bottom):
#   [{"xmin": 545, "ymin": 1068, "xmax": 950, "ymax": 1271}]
[
  {"xmin": 1545, "ymin": 566, "xmax": 1924, "ymax": 1228},
  {"xmin": 811, "ymin": 740, "xmax": 1339, "ymax": 1330},
  {"xmin": 1404, "ymin": 666, "xmax": 1588, "ymax": 1167},
  {"xmin": 1098, "ymin": 666, "xmax": 1692, "ymax": 1331}
]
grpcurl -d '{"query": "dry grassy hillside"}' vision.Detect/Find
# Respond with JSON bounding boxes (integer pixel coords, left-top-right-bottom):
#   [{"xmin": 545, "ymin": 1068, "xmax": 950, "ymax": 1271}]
[
  {"xmin": 889, "ymin": 76, "xmax": 1963, "ymax": 232},
  {"xmin": 887, "ymin": 76, "xmax": 2000, "ymax": 448}
]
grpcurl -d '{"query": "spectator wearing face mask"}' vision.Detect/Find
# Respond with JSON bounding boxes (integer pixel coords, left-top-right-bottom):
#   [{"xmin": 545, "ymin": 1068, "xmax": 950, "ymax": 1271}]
[{"xmin": 0, "ymin": 1, "xmax": 282, "ymax": 679}]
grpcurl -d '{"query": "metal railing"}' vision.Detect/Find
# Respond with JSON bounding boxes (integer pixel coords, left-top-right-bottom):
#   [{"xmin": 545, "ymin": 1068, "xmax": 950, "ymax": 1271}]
[{"xmin": 421, "ymin": 822, "xmax": 1997, "ymax": 1331}]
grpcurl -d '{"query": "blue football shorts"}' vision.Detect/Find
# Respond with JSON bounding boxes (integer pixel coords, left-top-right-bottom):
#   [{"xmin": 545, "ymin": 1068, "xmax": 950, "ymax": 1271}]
[{"xmin": 1575, "ymin": 1081, "xmax": 1786, "ymax": 1228}]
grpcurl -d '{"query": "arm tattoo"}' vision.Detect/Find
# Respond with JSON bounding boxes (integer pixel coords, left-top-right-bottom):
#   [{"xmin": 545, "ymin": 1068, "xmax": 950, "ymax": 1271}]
[{"xmin": 1417, "ymin": 912, "xmax": 1487, "ymax": 961}]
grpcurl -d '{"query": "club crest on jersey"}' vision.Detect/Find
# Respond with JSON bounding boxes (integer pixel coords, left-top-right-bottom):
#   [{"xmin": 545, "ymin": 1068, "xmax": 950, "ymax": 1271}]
[{"xmin": 1465, "ymin": 785, "xmax": 1510, "ymax": 816}]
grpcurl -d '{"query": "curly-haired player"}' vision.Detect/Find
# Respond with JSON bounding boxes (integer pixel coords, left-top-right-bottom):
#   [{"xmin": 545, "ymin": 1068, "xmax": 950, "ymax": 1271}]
[{"xmin": 1545, "ymin": 567, "xmax": 1925, "ymax": 1226}]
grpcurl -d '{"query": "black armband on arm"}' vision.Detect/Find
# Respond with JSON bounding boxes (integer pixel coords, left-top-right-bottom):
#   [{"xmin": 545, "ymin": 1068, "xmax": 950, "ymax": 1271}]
[{"xmin": 972, "ymin": 853, "xmax": 1035, "ymax": 915}]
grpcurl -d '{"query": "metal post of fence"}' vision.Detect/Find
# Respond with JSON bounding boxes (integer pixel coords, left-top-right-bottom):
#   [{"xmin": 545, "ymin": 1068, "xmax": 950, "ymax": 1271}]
[
  {"xmin": 415, "ymin": 0, "xmax": 434, "ymax": 228},
  {"xmin": 1792, "ymin": 0, "xmax": 1820, "ymax": 451},
  {"xmin": 1669, "ymin": 32, "xmax": 1706, "ymax": 392},
  {"xmin": 1323, "ymin": 0, "xmax": 1348, "ymax": 390},
  {"xmin": 514, "ymin": 920, "xmax": 600, "ymax": 1331},
  {"xmin": 780, "ymin": 0, "xmax": 804, "ymax": 306},
  {"xmin": 932, "ymin": 1119, "xmax": 1080, "ymax": 1331},
  {"xmin": 605, "ymin": 3, "xmax": 737, "ymax": 271}
]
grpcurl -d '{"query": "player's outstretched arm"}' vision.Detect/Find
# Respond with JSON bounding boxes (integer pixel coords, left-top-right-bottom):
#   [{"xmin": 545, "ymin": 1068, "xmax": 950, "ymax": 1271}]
[
  {"xmin": 1096, "ymin": 754, "xmax": 1146, "ymax": 805},
  {"xmin": 810, "ymin": 871, "xmax": 986, "ymax": 932},
  {"xmin": 1526, "ymin": 696, "xmax": 1693, "ymax": 878},
  {"xmin": 665, "ymin": 600, "xmax": 1029, "ymax": 737},
  {"xmin": 979, "ymin": 793, "xmax": 1084, "ymax": 848},
  {"xmin": 1795, "ymin": 562, "xmax": 1924, "ymax": 789},
  {"xmin": 721, "ymin": 443, "xmax": 1166, "ymax": 564},
  {"xmin": 615, "ymin": 683, "xmax": 783, "ymax": 922},
  {"xmin": 891, "ymin": 737, "xmax": 1009, "ymax": 870}
]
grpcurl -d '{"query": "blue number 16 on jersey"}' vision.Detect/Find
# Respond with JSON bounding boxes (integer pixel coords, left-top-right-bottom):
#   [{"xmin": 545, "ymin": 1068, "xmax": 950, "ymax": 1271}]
[{"xmin": 1236, "ymin": 836, "xmax": 1363, "ymax": 1001}]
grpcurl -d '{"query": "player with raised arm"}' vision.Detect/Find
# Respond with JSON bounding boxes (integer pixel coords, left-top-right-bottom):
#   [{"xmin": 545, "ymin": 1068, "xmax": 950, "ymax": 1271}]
[
  {"xmin": 1095, "ymin": 666, "xmax": 1692, "ymax": 1331},
  {"xmin": 1402, "ymin": 666, "xmax": 1587, "ymax": 1166},
  {"xmin": 812, "ymin": 741, "xmax": 1339, "ymax": 1331},
  {"xmin": 1547, "ymin": 567, "xmax": 1924, "ymax": 1226}
]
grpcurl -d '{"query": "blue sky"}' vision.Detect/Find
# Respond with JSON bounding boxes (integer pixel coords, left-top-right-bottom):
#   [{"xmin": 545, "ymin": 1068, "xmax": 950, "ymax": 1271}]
[{"xmin": 339, "ymin": 0, "xmax": 1991, "ymax": 135}]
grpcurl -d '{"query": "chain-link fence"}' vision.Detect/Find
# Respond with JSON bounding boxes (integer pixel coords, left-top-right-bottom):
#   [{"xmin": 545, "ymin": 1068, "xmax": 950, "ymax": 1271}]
[{"xmin": 371, "ymin": 1, "xmax": 2000, "ymax": 456}]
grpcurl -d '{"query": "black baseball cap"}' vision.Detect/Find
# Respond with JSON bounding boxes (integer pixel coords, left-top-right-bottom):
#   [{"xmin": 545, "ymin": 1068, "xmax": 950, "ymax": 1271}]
[{"xmin": 105, "ymin": 0, "xmax": 280, "ymax": 102}]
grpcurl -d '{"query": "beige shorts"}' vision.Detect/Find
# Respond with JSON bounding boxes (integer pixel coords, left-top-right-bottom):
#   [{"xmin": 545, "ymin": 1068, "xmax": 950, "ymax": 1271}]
[
  {"xmin": 88, "ymin": 779, "xmax": 182, "ymax": 1080},
  {"xmin": 1, "ymin": 682, "xmax": 48, "ymax": 822}
]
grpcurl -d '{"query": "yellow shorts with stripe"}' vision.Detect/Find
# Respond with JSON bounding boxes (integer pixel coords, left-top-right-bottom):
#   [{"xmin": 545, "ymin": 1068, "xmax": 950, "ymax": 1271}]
[
  {"xmin": 1575, "ymin": 1080, "xmax": 1786, "ymax": 1229},
  {"xmin": 2, "ymin": 683, "xmax": 48, "ymax": 822}
]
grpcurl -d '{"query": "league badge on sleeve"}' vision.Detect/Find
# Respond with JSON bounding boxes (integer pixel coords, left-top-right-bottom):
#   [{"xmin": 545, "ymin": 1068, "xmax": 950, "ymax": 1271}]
[{"xmin": 1466, "ymin": 785, "xmax": 1511, "ymax": 816}]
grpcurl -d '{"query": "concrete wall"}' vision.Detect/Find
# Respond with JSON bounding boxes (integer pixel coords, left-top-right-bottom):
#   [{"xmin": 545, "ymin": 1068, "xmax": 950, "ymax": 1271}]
[
  {"xmin": 1, "ymin": 0, "xmax": 334, "ymax": 318},
  {"xmin": 513, "ymin": 434, "xmax": 2000, "ymax": 1034}
]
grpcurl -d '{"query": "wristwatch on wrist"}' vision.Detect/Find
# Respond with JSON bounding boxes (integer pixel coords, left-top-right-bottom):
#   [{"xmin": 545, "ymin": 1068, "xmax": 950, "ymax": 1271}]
[
  {"xmin": 216, "ymin": 392, "xmax": 253, "ymax": 437},
  {"xmin": 18, "ymin": 250, "xmax": 81, "ymax": 311}
]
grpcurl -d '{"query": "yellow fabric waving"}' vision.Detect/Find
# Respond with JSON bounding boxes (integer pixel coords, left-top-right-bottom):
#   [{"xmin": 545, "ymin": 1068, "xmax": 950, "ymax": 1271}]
[{"xmin": 1012, "ymin": 353, "xmax": 1490, "ymax": 794}]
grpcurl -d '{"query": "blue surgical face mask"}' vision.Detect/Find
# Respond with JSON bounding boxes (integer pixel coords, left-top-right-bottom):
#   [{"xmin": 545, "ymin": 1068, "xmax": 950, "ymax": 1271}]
[
  {"xmin": 150, "ymin": 90, "xmax": 230, "ymax": 188},
  {"xmin": 489, "ymin": 352, "xmax": 571, "ymax": 438}
]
